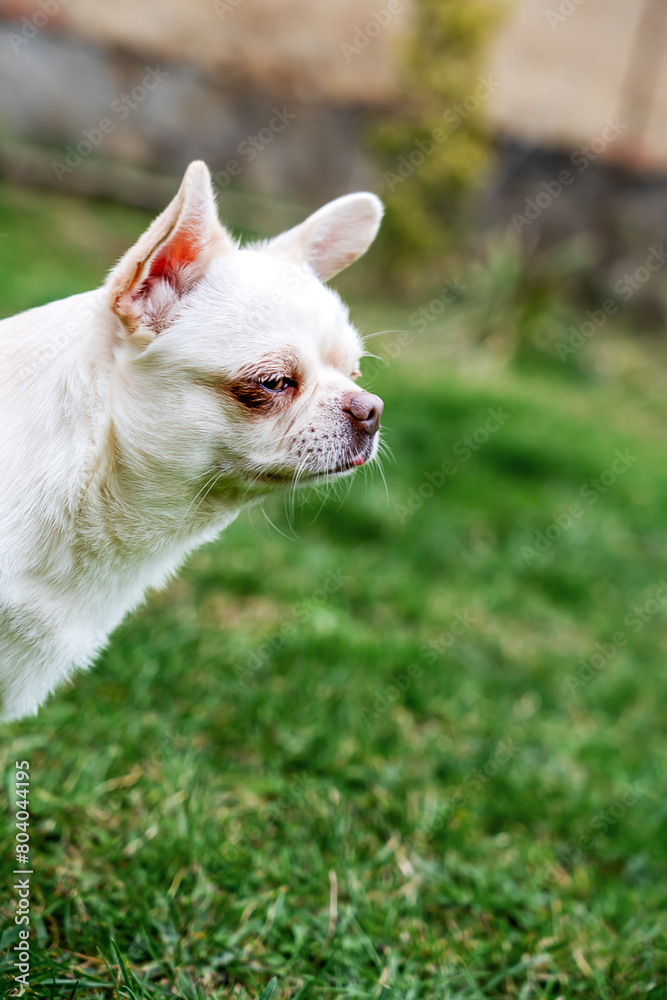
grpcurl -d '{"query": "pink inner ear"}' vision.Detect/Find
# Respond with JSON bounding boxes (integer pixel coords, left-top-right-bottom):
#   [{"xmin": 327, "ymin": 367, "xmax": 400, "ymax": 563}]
[{"xmin": 145, "ymin": 229, "xmax": 201, "ymax": 288}]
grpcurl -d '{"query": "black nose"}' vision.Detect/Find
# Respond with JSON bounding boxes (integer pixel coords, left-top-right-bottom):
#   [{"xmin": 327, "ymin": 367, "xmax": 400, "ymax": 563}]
[{"xmin": 343, "ymin": 391, "xmax": 384, "ymax": 436}]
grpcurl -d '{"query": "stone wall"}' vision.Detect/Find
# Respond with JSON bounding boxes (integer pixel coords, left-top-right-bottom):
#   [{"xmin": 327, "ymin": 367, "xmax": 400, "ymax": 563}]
[
  {"xmin": 482, "ymin": 0, "xmax": 667, "ymax": 314},
  {"xmin": 0, "ymin": 0, "xmax": 410, "ymax": 213}
]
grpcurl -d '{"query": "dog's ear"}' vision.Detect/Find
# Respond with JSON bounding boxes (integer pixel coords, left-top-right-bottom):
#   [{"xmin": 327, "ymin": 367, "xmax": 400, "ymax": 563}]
[
  {"xmin": 107, "ymin": 161, "xmax": 233, "ymax": 335},
  {"xmin": 263, "ymin": 192, "xmax": 383, "ymax": 282}
]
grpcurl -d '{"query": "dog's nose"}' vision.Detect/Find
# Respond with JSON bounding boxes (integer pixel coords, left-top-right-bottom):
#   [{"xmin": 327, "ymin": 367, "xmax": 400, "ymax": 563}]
[{"xmin": 343, "ymin": 391, "xmax": 384, "ymax": 436}]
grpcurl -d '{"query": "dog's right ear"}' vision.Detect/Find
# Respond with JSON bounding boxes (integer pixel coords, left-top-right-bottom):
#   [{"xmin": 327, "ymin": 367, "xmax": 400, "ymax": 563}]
[
  {"xmin": 262, "ymin": 192, "xmax": 383, "ymax": 282},
  {"xmin": 107, "ymin": 161, "xmax": 234, "ymax": 336}
]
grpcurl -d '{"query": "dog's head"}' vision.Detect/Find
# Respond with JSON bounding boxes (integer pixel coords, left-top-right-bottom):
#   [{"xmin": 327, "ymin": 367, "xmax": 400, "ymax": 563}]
[{"xmin": 106, "ymin": 161, "xmax": 384, "ymax": 503}]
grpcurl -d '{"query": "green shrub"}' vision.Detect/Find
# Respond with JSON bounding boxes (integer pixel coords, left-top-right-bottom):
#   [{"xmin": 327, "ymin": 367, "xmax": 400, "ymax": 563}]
[{"xmin": 368, "ymin": 0, "xmax": 503, "ymax": 291}]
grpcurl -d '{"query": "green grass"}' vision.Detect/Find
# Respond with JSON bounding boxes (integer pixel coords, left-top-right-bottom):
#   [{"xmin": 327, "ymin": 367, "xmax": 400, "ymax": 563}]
[{"xmin": 1, "ymin": 182, "xmax": 667, "ymax": 998}]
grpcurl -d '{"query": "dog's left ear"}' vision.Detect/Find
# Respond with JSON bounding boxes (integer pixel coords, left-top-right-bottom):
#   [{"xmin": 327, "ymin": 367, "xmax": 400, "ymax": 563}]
[
  {"xmin": 264, "ymin": 192, "xmax": 383, "ymax": 282},
  {"xmin": 108, "ymin": 161, "xmax": 233, "ymax": 335}
]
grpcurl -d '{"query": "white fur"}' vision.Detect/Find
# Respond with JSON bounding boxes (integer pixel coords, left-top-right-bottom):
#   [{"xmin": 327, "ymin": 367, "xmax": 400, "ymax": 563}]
[{"xmin": 0, "ymin": 161, "xmax": 383, "ymax": 720}]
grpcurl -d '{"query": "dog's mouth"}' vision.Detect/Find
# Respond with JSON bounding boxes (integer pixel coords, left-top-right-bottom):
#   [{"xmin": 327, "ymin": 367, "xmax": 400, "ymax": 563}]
[
  {"xmin": 307, "ymin": 435, "xmax": 379, "ymax": 481},
  {"xmin": 325, "ymin": 451, "xmax": 368, "ymax": 475},
  {"xmin": 256, "ymin": 439, "xmax": 377, "ymax": 486}
]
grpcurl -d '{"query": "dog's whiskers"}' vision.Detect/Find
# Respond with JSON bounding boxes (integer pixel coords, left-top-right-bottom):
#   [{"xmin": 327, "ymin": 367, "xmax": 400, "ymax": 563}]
[
  {"xmin": 362, "ymin": 328, "xmax": 412, "ymax": 340},
  {"xmin": 260, "ymin": 504, "xmax": 298, "ymax": 542},
  {"xmin": 176, "ymin": 468, "xmax": 223, "ymax": 533}
]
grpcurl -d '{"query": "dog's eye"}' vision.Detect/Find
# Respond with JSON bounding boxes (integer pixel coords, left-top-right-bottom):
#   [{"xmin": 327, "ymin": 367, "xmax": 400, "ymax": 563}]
[{"xmin": 257, "ymin": 376, "xmax": 297, "ymax": 393}]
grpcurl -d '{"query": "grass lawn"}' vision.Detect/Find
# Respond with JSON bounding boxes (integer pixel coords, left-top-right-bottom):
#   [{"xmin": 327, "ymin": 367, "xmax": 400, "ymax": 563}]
[{"xmin": 1, "ymin": 182, "xmax": 667, "ymax": 999}]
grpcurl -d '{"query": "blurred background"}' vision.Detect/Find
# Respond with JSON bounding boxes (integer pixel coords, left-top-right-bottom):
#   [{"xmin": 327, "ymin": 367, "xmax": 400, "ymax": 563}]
[
  {"xmin": 2, "ymin": 0, "xmax": 667, "ymax": 309},
  {"xmin": 2, "ymin": 1, "xmax": 667, "ymax": 998}
]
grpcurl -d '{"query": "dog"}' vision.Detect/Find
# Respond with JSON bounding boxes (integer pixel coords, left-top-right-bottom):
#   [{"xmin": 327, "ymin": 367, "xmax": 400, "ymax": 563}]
[{"xmin": 0, "ymin": 161, "xmax": 384, "ymax": 720}]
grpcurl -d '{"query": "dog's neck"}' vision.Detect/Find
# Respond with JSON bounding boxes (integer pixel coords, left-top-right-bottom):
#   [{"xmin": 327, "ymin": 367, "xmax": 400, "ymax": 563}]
[{"xmin": 85, "ymin": 423, "xmax": 242, "ymax": 559}]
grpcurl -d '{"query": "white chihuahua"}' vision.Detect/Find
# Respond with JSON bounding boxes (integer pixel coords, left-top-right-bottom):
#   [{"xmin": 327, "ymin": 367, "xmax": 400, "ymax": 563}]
[{"xmin": 0, "ymin": 161, "xmax": 383, "ymax": 720}]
